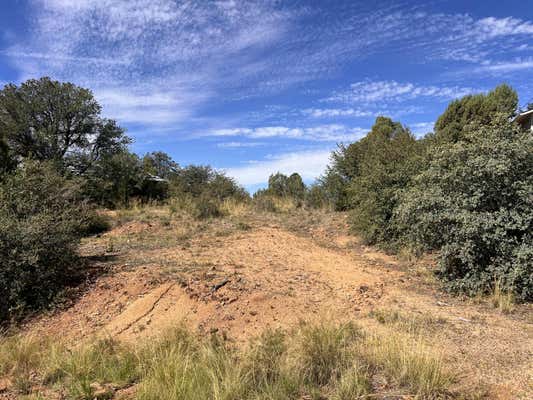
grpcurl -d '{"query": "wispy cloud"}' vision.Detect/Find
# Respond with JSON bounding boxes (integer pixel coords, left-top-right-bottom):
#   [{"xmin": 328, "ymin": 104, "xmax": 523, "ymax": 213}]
[
  {"xmin": 303, "ymin": 108, "xmax": 373, "ymax": 118},
  {"xmin": 476, "ymin": 17, "xmax": 533, "ymax": 37},
  {"xmin": 326, "ymin": 80, "xmax": 478, "ymax": 105},
  {"xmin": 475, "ymin": 58, "xmax": 533, "ymax": 73},
  {"xmin": 208, "ymin": 124, "xmax": 367, "ymax": 142},
  {"xmin": 224, "ymin": 149, "xmax": 331, "ymax": 186},
  {"xmin": 217, "ymin": 141, "xmax": 266, "ymax": 149}
]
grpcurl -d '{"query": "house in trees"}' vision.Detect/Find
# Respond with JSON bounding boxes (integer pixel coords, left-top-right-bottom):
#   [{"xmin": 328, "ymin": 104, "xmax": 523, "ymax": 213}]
[{"xmin": 516, "ymin": 109, "xmax": 533, "ymax": 132}]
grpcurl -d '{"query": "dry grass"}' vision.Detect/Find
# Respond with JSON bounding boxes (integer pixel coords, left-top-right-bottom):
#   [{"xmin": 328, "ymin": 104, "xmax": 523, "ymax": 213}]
[
  {"xmin": 0, "ymin": 322, "xmax": 460, "ymax": 399},
  {"xmin": 359, "ymin": 332, "xmax": 454, "ymax": 398},
  {"xmin": 370, "ymin": 308, "xmax": 447, "ymax": 334},
  {"xmin": 491, "ymin": 280, "xmax": 515, "ymax": 314}
]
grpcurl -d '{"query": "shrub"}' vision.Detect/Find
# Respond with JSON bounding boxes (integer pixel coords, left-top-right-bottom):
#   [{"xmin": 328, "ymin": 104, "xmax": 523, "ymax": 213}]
[
  {"xmin": 305, "ymin": 184, "xmax": 330, "ymax": 209},
  {"xmin": 395, "ymin": 117, "xmax": 533, "ymax": 300},
  {"xmin": 346, "ymin": 117, "xmax": 426, "ymax": 245},
  {"xmin": 253, "ymin": 192, "xmax": 278, "ymax": 212},
  {"xmin": 193, "ymin": 193, "xmax": 223, "ymax": 219},
  {"xmin": 0, "ymin": 162, "xmax": 86, "ymax": 322},
  {"xmin": 78, "ymin": 211, "xmax": 112, "ymax": 236}
]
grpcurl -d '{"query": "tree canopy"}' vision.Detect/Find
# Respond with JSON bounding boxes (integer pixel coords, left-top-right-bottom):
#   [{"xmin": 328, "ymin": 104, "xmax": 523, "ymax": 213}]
[{"xmin": 0, "ymin": 77, "xmax": 130, "ymax": 173}]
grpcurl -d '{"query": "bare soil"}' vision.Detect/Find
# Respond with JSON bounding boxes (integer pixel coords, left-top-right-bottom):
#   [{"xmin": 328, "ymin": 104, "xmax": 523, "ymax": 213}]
[{"xmin": 21, "ymin": 209, "xmax": 533, "ymax": 399}]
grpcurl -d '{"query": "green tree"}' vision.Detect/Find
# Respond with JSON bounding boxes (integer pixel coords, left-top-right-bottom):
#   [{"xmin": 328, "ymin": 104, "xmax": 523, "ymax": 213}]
[
  {"xmin": 0, "ymin": 77, "xmax": 130, "ymax": 172},
  {"xmin": 142, "ymin": 151, "xmax": 179, "ymax": 179},
  {"xmin": 345, "ymin": 117, "xmax": 426, "ymax": 245},
  {"xmin": 268, "ymin": 172, "xmax": 289, "ymax": 197},
  {"xmin": 395, "ymin": 116, "xmax": 533, "ymax": 300},
  {"xmin": 287, "ymin": 173, "xmax": 306, "ymax": 200},
  {"xmin": 0, "ymin": 162, "xmax": 87, "ymax": 321},
  {"xmin": 84, "ymin": 151, "xmax": 143, "ymax": 207},
  {"xmin": 434, "ymin": 84, "xmax": 518, "ymax": 143}
]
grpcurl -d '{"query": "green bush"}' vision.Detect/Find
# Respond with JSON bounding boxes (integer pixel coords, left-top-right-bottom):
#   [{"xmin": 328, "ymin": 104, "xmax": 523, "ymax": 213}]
[
  {"xmin": 395, "ymin": 117, "xmax": 533, "ymax": 300},
  {"xmin": 0, "ymin": 162, "xmax": 86, "ymax": 322},
  {"xmin": 346, "ymin": 117, "xmax": 426, "ymax": 245},
  {"xmin": 78, "ymin": 212, "xmax": 112, "ymax": 236}
]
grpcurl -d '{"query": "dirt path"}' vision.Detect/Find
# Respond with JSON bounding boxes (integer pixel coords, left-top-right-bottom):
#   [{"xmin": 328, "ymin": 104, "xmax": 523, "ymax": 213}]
[{"xmin": 25, "ymin": 217, "xmax": 533, "ymax": 399}]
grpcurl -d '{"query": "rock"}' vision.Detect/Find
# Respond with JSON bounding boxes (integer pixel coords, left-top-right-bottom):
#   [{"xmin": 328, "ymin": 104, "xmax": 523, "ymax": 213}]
[
  {"xmin": 250, "ymin": 310, "xmax": 258, "ymax": 316},
  {"xmin": 90, "ymin": 382, "xmax": 114, "ymax": 399}
]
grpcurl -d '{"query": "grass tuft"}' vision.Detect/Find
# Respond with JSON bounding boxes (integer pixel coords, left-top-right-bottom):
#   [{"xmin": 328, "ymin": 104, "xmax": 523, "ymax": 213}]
[
  {"xmin": 491, "ymin": 280, "xmax": 515, "ymax": 314},
  {"xmin": 359, "ymin": 332, "xmax": 454, "ymax": 397}
]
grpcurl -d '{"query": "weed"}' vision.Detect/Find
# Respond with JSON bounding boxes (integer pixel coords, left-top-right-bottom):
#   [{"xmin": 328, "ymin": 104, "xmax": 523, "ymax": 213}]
[{"xmin": 491, "ymin": 280, "xmax": 515, "ymax": 314}]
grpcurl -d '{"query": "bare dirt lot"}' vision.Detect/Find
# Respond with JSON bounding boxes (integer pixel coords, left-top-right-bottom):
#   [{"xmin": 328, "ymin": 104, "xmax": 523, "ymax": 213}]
[{"xmin": 21, "ymin": 208, "xmax": 533, "ymax": 399}]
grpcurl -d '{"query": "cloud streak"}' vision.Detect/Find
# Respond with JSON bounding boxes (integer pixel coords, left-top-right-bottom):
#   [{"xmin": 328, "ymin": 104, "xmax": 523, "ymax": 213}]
[
  {"xmin": 326, "ymin": 80, "xmax": 478, "ymax": 105},
  {"xmin": 208, "ymin": 125, "xmax": 368, "ymax": 142}
]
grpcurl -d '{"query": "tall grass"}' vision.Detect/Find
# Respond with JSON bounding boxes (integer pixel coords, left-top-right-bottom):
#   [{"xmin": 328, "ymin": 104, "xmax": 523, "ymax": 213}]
[
  {"xmin": 359, "ymin": 332, "xmax": 454, "ymax": 398},
  {"xmin": 0, "ymin": 322, "xmax": 458, "ymax": 399},
  {"xmin": 491, "ymin": 280, "xmax": 515, "ymax": 314}
]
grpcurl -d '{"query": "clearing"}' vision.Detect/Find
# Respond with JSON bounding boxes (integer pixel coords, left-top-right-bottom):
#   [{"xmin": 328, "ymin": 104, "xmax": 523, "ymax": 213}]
[{"xmin": 10, "ymin": 207, "xmax": 533, "ymax": 399}]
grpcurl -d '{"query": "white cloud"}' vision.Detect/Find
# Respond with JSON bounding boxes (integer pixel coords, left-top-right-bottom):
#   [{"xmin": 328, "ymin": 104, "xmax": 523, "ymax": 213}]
[
  {"xmin": 327, "ymin": 80, "xmax": 478, "ymax": 105},
  {"xmin": 208, "ymin": 124, "xmax": 367, "ymax": 142},
  {"xmin": 409, "ymin": 121, "xmax": 434, "ymax": 136},
  {"xmin": 476, "ymin": 17, "xmax": 533, "ymax": 37},
  {"xmin": 7, "ymin": 0, "xmax": 293, "ymax": 127},
  {"xmin": 4, "ymin": 2, "xmax": 533, "ymax": 136},
  {"xmin": 217, "ymin": 141, "xmax": 266, "ymax": 148},
  {"xmin": 475, "ymin": 58, "xmax": 533, "ymax": 73},
  {"xmin": 303, "ymin": 108, "xmax": 373, "ymax": 118},
  {"xmin": 224, "ymin": 149, "xmax": 331, "ymax": 186}
]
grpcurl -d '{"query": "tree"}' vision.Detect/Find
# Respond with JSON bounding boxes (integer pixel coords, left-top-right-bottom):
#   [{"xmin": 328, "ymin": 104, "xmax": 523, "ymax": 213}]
[
  {"xmin": 83, "ymin": 151, "xmax": 144, "ymax": 207},
  {"xmin": 142, "ymin": 151, "xmax": 179, "ymax": 179},
  {"xmin": 395, "ymin": 116, "xmax": 533, "ymax": 300},
  {"xmin": 268, "ymin": 172, "xmax": 289, "ymax": 197},
  {"xmin": 0, "ymin": 77, "xmax": 130, "ymax": 172},
  {"xmin": 287, "ymin": 173, "xmax": 306, "ymax": 200},
  {"xmin": 346, "ymin": 117, "xmax": 426, "ymax": 245},
  {"xmin": 434, "ymin": 84, "xmax": 518, "ymax": 143},
  {"xmin": 0, "ymin": 134, "xmax": 13, "ymax": 174}
]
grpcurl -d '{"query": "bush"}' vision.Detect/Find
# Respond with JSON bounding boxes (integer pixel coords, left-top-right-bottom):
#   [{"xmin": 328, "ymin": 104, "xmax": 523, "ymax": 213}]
[
  {"xmin": 305, "ymin": 184, "xmax": 330, "ymax": 209},
  {"xmin": 193, "ymin": 193, "xmax": 223, "ymax": 219},
  {"xmin": 346, "ymin": 117, "xmax": 426, "ymax": 245},
  {"xmin": 78, "ymin": 212, "xmax": 112, "ymax": 236},
  {"xmin": 0, "ymin": 162, "xmax": 86, "ymax": 322},
  {"xmin": 252, "ymin": 191, "xmax": 278, "ymax": 212},
  {"xmin": 395, "ymin": 117, "xmax": 533, "ymax": 300}
]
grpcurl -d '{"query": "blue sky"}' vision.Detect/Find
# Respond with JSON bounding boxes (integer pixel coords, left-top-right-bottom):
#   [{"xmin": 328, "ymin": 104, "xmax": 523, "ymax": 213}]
[{"xmin": 1, "ymin": 0, "xmax": 532, "ymax": 191}]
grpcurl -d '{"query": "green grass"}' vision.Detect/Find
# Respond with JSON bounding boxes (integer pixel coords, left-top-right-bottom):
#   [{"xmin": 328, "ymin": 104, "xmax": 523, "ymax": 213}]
[{"xmin": 0, "ymin": 322, "xmax": 459, "ymax": 399}]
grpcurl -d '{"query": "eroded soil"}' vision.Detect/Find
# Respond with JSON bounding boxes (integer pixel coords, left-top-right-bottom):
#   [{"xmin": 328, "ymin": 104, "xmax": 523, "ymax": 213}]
[{"xmin": 21, "ymin": 210, "xmax": 533, "ymax": 399}]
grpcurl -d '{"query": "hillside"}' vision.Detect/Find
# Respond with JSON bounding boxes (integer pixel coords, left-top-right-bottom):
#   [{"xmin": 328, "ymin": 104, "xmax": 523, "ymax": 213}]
[{"xmin": 2, "ymin": 205, "xmax": 531, "ymax": 399}]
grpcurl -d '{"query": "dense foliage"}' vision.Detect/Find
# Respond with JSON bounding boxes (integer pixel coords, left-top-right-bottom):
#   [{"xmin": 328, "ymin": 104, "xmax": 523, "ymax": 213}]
[
  {"xmin": 345, "ymin": 117, "xmax": 426, "ymax": 245},
  {"xmin": 396, "ymin": 117, "xmax": 532, "ymax": 300},
  {"xmin": 0, "ymin": 77, "xmax": 130, "ymax": 173},
  {"xmin": 320, "ymin": 84, "xmax": 532, "ymax": 299},
  {"xmin": 0, "ymin": 162, "xmax": 88, "ymax": 322}
]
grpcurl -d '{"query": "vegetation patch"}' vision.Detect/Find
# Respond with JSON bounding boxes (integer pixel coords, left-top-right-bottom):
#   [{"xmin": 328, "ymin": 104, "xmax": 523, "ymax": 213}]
[{"xmin": 0, "ymin": 322, "xmax": 463, "ymax": 399}]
